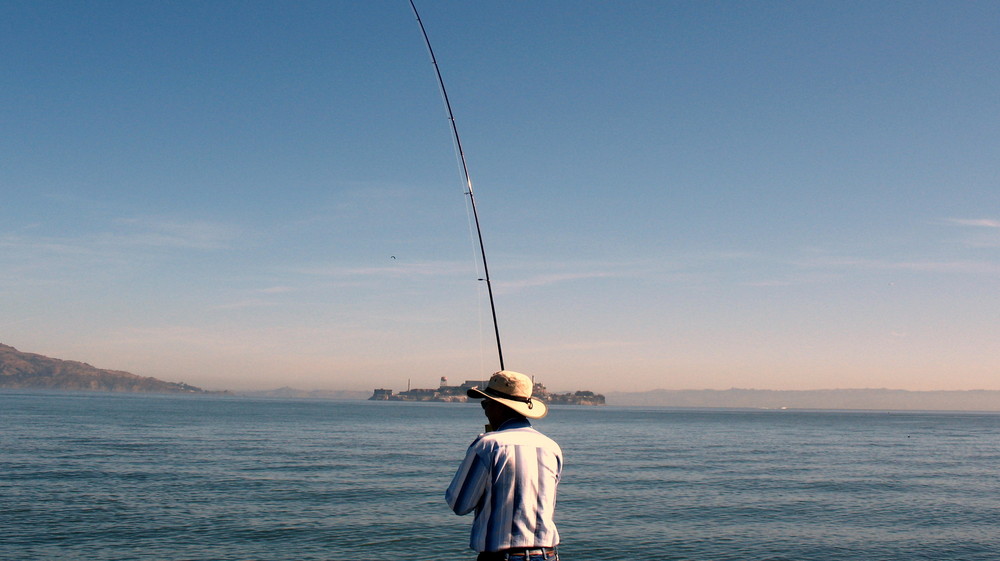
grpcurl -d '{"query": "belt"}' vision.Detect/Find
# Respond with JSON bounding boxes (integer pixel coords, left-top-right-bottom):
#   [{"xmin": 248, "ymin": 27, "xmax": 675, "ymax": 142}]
[{"xmin": 477, "ymin": 547, "xmax": 557, "ymax": 560}]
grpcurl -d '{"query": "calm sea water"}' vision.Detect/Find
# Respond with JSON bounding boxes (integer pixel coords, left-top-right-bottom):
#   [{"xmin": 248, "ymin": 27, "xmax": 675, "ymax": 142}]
[{"xmin": 2, "ymin": 392, "xmax": 998, "ymax": 561}]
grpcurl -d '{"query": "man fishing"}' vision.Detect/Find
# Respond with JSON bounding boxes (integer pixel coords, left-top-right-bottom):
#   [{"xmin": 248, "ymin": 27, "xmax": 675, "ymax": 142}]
[{"xmin": 446, "ymin": 371, "xmax": 563, "ymax": 561}]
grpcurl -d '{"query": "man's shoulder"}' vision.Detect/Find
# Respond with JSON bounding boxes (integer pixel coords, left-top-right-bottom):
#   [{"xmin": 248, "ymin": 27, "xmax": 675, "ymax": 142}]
[{"xmin": 480, "ymin": 426, "xmax": 560, "ymax": 450}]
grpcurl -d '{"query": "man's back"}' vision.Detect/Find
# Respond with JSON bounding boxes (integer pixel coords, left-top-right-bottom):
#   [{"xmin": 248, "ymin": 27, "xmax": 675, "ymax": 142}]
[{"xmin": 447, "ymin": 418, "xmax": 563, "ymax": 553}]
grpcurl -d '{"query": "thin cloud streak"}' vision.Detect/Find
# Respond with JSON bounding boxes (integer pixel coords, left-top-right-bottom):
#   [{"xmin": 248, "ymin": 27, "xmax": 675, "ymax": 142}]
[
  {"xmin": 2, "ymin": 218, "xmax": 239, "ymax": 255},
  {"xmin": 804, "ymin": 256, "xmax": 1000, "ymax": 275},
  {"xmin": 942, "ymin": 218, "xmax": 1000, "ymax": 248},
  {"xmin": 210, "ymin": 299, "xmax": 279, "ymax": 311},
  {"xmin": 945, "ymin": 218, "xmax": 1000, "ymax": 228},
  {"xmin": 293, "ymin": 260, "xmax": 475, "ymax": 278},
  {"xmin": 496, "ymin": 271, "xmax": 619, "ymax": 292},
  {"xmin": 210, "ymin": 286, "xmax": 296, "ymax": 310},
  {"xmin": 517, "ymin": 339, "xmax": 644, "ymax": 354},
  {"xmin": 255, "ymin": 286, "xmax": 295, "ymax": 294},
  {"xmin": 111, "ymin": 217, "xmax": 240, "ymax": 250}
]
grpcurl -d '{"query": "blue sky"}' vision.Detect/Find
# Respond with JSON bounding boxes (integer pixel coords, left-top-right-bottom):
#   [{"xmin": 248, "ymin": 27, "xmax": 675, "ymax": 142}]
[{"xmin": 3, "ymin": 1, "xmax": 998, "ymax": 392}]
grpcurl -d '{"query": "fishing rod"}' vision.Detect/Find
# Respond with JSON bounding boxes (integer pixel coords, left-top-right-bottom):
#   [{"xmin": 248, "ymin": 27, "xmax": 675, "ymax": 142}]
[{"xmin": 408, "ymin": 0, "xmax": 505, "ymax": 371}]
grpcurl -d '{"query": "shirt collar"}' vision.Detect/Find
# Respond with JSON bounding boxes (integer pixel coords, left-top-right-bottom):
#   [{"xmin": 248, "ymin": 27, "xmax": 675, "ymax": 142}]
[{"xmin": 496, "ymin": 417, "xmax": 531, "ymax": 431}]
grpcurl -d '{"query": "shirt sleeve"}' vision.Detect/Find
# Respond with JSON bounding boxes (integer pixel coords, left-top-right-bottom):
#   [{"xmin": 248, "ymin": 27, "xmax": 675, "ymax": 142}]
[{"xmin": 445, "ymin": 441, "xmax": 490, "ymax": 515}]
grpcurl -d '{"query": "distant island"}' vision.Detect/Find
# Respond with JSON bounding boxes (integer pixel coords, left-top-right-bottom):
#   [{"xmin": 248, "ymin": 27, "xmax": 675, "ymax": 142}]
[
  {"xmin": 0, "ymin": 343, "xmax": 211, "ymax": 394},
  {"xmin": 370, "ymin": 377, "xmax": 607, "ymax": 406}
]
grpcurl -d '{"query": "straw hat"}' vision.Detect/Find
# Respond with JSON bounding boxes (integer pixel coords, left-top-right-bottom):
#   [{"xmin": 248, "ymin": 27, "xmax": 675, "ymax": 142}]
[{"xmin": 467, "ymin": 370, "xmax": 548, "ymax": 419}]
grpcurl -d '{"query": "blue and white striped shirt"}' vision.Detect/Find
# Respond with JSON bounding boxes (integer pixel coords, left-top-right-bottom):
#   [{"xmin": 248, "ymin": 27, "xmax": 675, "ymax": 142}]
[{"xmin": 446, "ymin": 418, "xmax": 563, "ymax": 553}]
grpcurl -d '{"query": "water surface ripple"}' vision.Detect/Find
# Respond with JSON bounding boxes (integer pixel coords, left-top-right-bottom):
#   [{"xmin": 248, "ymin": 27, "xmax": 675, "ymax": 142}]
[{"xmin": 2, "ymin": 393, "xmax": 998, "ymax": 560}]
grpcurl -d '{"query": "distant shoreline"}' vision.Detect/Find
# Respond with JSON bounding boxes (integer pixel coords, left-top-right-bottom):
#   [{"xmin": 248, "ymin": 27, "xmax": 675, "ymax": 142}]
[
  {"xmin": 7, "ymin": 386, "xmax": 1000, "ymax": 413},
  {"xmin": 604, "ymin": 388, "xmax": 1000, "ymax": 412},
  {"xmin": 6, "ymin": 343, "xmax": 999, "ymax": 412},
  {"xmin": 236, "ymin": 387, "xmax": 1000, "ymax": 412}
]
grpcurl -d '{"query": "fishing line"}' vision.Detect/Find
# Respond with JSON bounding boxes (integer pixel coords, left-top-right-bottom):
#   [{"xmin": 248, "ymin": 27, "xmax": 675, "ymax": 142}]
[{"xmin": 409, "ymin": 0, "xmax": 505, "ymax": 371}]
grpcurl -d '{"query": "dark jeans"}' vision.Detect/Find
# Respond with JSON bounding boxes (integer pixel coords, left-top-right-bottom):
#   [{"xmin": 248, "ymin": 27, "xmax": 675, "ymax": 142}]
[{"xmin": 476, "ymin": 549, "xmax": 559, "ymax": 561}]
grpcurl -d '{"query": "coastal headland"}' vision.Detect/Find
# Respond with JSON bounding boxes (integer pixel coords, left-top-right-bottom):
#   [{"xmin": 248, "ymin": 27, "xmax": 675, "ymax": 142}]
[{"xmin": 0, "ymin": 343, "xmax": 210, "ymax": 394}]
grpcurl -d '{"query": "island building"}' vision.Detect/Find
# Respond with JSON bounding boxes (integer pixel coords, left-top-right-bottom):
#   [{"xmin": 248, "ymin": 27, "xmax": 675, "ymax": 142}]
[{"xmin": 370, "ymin": 376, "xmax": 605, "ymax": 406}]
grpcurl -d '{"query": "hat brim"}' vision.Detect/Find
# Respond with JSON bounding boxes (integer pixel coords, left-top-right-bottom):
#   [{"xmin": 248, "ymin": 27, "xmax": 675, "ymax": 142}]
[{"xmin": 467, "ymin": 387, "xmax": 548, "ymax": 419}]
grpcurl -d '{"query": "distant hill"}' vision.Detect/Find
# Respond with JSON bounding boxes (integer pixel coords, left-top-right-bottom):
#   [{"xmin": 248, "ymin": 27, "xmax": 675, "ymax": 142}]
[
  {"xmin": 606, "ymin": 388, "xmax": 1000, "ymax": 411},
  {"xmin": 0, "ymin": 343, "xmax": 210, "ymax": 394}
]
